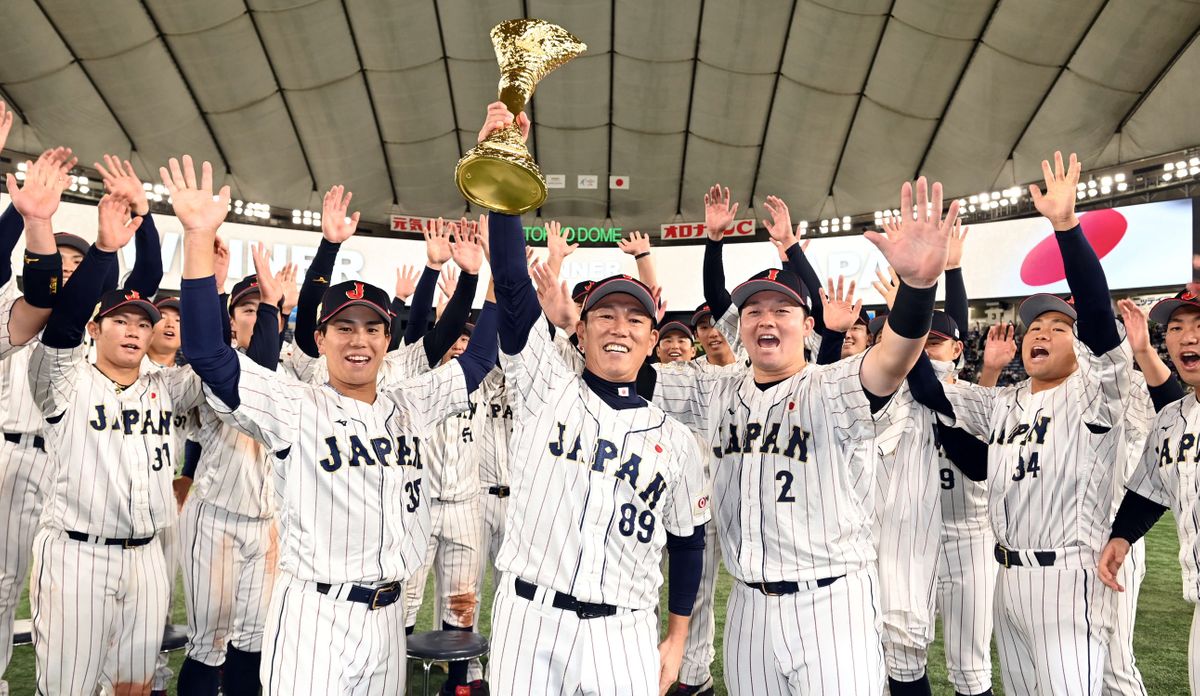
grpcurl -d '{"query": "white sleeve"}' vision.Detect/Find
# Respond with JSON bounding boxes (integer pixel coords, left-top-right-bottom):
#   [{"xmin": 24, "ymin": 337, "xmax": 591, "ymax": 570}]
[
  {"xmin": 938, "ymin": 380, "xmax": 1002, "ymax": 440},
  {"xmin": 714, "ymin": 304, "xmax": 745, "ymax": 360},
  {"xmin": 384, "ymin": 356, "xmax": 471, "ymax": 433},
  {"xmin": 1124, "ymin": 407, "xmax": 1179, "ymax": 508},
  {"xmin": 384, "ymin": 337, "xmax": 431, "ymax": 381},
  {"xmin": 552, "ymin": 326, "xmax": 585, "ymax": 373},
  {"xmin": 1074, "ymin": 331, "xmax": 1133, "ymax": 430},
  {"xmin": 809, "ymin": 352, "xmax": 882, "ymax": 444},
  {"xmin": 162, "ymin": 366, "xmax": 206, "ymax": 415},
  {"xmin": 205, "ymin": 353, "xmax": 306, "ymax": 454},
  {"xmin": 27, "ymin": 342, "xmax": 87, "ymax": 420},
  {"xmin": 0, "ymin": 277, "xmax": 24, "ymax": 360},
  {"xmin": 651, "ymin": 361, "xmax": 737, "ymax": 435},
  {"xmin": 500, "ymin": 316, "xmax": 577, "ymax": 420},
  {"xmin": 660, "ymin": 424, "xmax": 710, "ymax": 535},
  {"xmin": 282, "ymin": 344, "xmax": 324, "ymax": 384}
]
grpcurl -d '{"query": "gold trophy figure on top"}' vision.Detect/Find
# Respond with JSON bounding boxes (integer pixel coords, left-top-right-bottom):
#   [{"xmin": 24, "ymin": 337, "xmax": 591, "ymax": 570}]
[{"xmin": 454, "ymin": 19, "xmax": 587, "ymax": 214}]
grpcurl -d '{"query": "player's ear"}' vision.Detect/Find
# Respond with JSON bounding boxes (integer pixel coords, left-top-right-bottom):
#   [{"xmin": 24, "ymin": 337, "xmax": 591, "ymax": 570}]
[
  {"xmin": 953, "ymin": 340, "xmax": 964, "ymax": 361},
  {"xmin": 86, "ymin": 320, "xmax": 100, "ymax": 341},
  {"xmin": 314, "ymin": 328, "xmax": 326, "ymax": 355},
  {"xmin": 803, "ymin": 313, "xmax": 815, "ymax": 333},
  {"xmin": 645, "ymin": 329, "xmax": 659, "ymax": 357}
]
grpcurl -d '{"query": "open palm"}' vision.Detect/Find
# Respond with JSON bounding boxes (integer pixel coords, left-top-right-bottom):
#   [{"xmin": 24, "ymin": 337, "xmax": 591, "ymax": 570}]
[
  {"xmin": 159, "ymin": 155, "xmax": 230, "ymax": 234},
  {"xmin": 864, "ymin": 177, "xmax": 958, "ymax": 289}
]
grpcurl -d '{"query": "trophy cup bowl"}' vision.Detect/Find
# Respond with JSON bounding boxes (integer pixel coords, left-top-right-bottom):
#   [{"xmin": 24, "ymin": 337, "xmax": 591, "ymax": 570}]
[{"xmin": 455, "ymin": 19, "xmax": 587, "ymax": 214}]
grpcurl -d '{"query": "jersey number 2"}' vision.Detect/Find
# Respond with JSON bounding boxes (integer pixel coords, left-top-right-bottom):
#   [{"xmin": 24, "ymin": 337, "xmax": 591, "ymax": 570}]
[{"xmin": 776, "ymin": 470, "xmax": 796, "ymax": 503}]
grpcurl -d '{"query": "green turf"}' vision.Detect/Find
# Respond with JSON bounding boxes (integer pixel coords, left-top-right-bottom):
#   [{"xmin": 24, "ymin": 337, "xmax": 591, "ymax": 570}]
[{"xmin": 3, "ymin": 517, "xmax": 1191, "ymax": 695}]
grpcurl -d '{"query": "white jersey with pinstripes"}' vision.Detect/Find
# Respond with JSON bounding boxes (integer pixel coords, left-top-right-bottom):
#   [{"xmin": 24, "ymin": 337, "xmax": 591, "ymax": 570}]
[
  {"xmin": 937, "ymin": 334, "xmax": 1132, "ymax": 553},
  {"xmin": 423, "ymin": 397, "xmax": 480, "ymax": 502},
  {"xmin": 189, "ymin": 403, "xmax": 274, "ymax": 518},
  {"xmin": 283, "ymin": 337, "xmax": 428, "ymax": 388},
  {"xmin": 474, "ymin": 368, "xmax": 512, "ymax": 489},
  {"xmin": 0, "ymin": 276, "xmax": 26, "ymax": 362},
  {"xmin": 203, "ymin": 352, "xmax": 469, "ymax": 584},
  {"xmin": 654, "ymin": 349, "xmax": 892, "ymax": 583},
  {"xmin": 1125, "ymin": 393, "xmax": 1200, "ymax": 602},
  {"xmin": 29, "ymin": 345, "xmax": 205, "ymax": 538},
  {"xmin": 0, "ymin": 348, "xmax": 43, "ymax": 434},
  {"xmin": 493, "ymin": 321, "xmax": 707, "ymax": 611}
]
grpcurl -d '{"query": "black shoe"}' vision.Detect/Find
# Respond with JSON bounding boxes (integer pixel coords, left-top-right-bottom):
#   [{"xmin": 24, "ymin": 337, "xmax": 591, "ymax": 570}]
[{"xmin": 668, "ymin": 680, "xmax": 715, "ymax": 696}]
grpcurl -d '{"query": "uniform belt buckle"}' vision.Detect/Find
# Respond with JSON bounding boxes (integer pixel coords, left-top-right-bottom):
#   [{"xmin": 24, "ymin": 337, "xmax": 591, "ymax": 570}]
[
  {"xmin": 756, "ymin": 583, "xmax": 782, "ymax": 597},
  {"xmin": 370, "ymin": 582, "xmax": 399, "ymax": 610},
  {"xmin": 574, "ymin": 602, "xmax": 607, "ymax": 620},
  {"xmin": 998, "ymin": 546, "xmax": 1012, "ymax": 568}
]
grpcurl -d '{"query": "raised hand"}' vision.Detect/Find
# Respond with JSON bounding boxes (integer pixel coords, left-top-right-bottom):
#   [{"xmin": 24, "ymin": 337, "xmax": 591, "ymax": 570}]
[
  {"xmin": 1098, "ymin": 538, "xmax": 1130, "ymax": 592},
  {"xmin": 618, "ymin": 230, "xmax": 651, "ymax": 257},
  {"xmin": 159, "ymin": 155, "xmax": 230, "ymax": 236},
  {"xmin": 95, "ymin": 194, "xmax": 142, "ymax": 253},
  {"xmin": 251, "ymin": 242, "xmax": 283, "ymax": 306},
  {"xmin": 7, "ymin": 150, "xmax": 73, "ymax": 224},
  {"xmin": 982, "ymin": 323, "xmax": 1017, "ymax": 371},
  {"xmin": 530, "ymin": 260, "xmax": 578, "ymax": 330},
  {"xmin": 449, "ymin": 220, "xmax": 484, "ymax": 274},
  {"xmin": 214, "ymin": 237, "xmax": 230, "ymax": 289},
  {"xmin": 438, "ymin": 266, "xmax": 459, "ymax": 302},
  {"xmin": 478, "ymin": 100, "xmax": 530, "ymax": 144},
  {"xmin": 279, "ymin": 263, "xmax": 299, "ymax": 312},
  {"xmin": 1117, "ymin": 300, "xmax": 1152, "ymax": 354},
  {"xmin": 476, "ymin": 214, "xmax": 491, "ymax": 261},
  {"xmin": 863, "ymin": 177, "xmax": 958, "ymax": 289},
  {"xmin": 871, "ymin": 265, "xmax": 900, "ymax": 310},
  {"xmin": 394, "ymin": 265, "xmax": 419, "ymax": 302},
  {"xmin": 424, "ymin": 218, "xmax": 452, "ymax": 269},
  {"xmin": 946, "ymin": 218, "xmax": 968, "ymax": 270},
  {"xmin": 95, "ymin": 154, "xmax": 149, "ymax": 215},
  {"xmin": 761, "ymin": 195, "xmax": 798, "ymax": 249},
  {"xmin": 1029, "ymin": 151, "xmax": 1081, "ymax": 231},
  {"xmin": 321, "ymin": 185, "xmax": 360, "ymax": 244},
  {"xmin": 820, "ymin": 276, "xmax": 862, "ymax": 333},
  {"xmin": 703, "ymin": 184, "xmax": 738, "ymax": 241},
  {"xmin": 0, "ymin": 101, "xmax": 13, "ymax": 154}
]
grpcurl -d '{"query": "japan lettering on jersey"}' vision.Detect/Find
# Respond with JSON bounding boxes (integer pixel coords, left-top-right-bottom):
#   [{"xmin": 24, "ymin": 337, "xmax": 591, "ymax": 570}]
[
  {"xmin": 29, "ymin": 344, "xmax": 205, "ymax": 538},
  {"xmin": 1125, "ymin": 394, "xmax": 1200, "ymax": 601},
  {"xmin": 204, "ymin": 352, "xmax": 469, "ymax": 584},
  {"xmin": 937, "ymin": 334, "xmax": 1132, "ymax": 554},
  {"xmin": 654, "ymin": 349, "xmax": 891, "ymax": 583},
  {"xmin": 474, "ymin": 368, "xmax": 513, "ymax": 488},
  {"xmin": 494, "ymin": 322, "xmax": 706, "ymax": 611}
]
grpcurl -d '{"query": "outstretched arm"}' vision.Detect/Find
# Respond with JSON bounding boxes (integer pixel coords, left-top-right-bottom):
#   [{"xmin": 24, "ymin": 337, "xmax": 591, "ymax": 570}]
[
  {"xmin": 700, "ymin": 184, "xmax": 738, "ymax": 318},
  {"xmin": 388, "ymin": 265, "xmax": 418, "ymax": 350},
  {"xmin": 98, "ymin": 156, "xmax": 163, "ymax": 297},
  {"xmin": 943, "ymin": 219, "xmax": 969, "ymax": 359},
  {"xmin": 405, "ymin": 218, "xmax": 454, "ymax": 345},
  {"xmin": 422, "ymin": 224, "xmax": 483, "ymax": 366},
  {"xmin": 762, "ymin": 195, "xmax": 825, "ymax": 331},
  {"xmin": 294, "ymin": 186, "xmax": 362, "ymax": 358},
  {"xmin": 1117, "ymin": 299, "xmax": 1182, "ymax": 407}
]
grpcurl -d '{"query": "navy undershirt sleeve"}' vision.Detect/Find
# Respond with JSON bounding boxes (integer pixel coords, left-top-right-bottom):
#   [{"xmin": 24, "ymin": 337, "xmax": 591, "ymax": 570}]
[
  {"xmin": 388, "ymin": 297, "xmax": 408, "ymax": 351},
  {"xmin": 784, "ymin": 242, "xmax": 824, "ymax": 331},
  {"xmin": 295, "ymin": 239, "xmax": 340, "ymax": 358},
  {"xmin": 666, "ymin": 524, "xmax": 706, "ymax": 616},
  {"xmin": 489, "ymin": 213, "xmax": 542, "ymax": 355},
  {"xmin": 453, "ymin": 301, "xmax": 498, "ymax": 392},
  {"xmin": 423, "ymin": 272, "xmax": 479, "ymax": 367},
  {"xmin": 41, "ymin": 246, "xmax": 117, "ymax": 349},
  {"xmin": 180, "ymin": 275, "xmax": 242, "ymax": 409},
  {"xmin": 246, "ymin": 304, "xmax": 282, "ymax": 371},
  {"xmin": 944, "ymin": 267, "xmax": 969, "ymax": 361},
  {"xmin": 404, "ymin": 266, "xmax": 439, "ymax": 345},
  {"xmin": 181, "ymin": 440, "xmax": 202, "ymax": 479},
  {"xmin": 702, "ymin": 240, "xmax": 732, "ymax": 320},
  {"xmin": 817, "ymin": 329, "xmax": 845, "ymax": 365},
  {"xmin": 122, "ymin": 214, "xmax": 163, "ymax": 297},
  {"xmin": 1056, "ymin": 224, "xmax": 1119, "ymax": 354},
  {"xmin": 1149, "ymin": 379, "xmax": 1186, "ymax": 412},
  {"xmin": 0, "ymin": 204, "xmax": 24, "ymax": 286},
  {"xmin": 1109, "ymin": 491, "xmax": 1168, "ymax": 544},
  {"xmin": 935, "ymin": 422, "xmax": 989, "ymax": 482}
]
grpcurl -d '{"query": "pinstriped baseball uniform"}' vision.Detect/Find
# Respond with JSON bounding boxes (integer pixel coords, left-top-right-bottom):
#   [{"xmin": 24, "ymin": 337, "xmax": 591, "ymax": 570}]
[
  {"xmin": 1123, "ymin": 393, "xmax": 1199, "ymax": 692},
  {"xmin": 937, "ymin": 334, "xmax": 1133, "ymax": 695},
  {"xmin": 203, "ymin": 351, "xmax": 469, "ymax": 695},
  {"xmin": 28, "ymin": 342, "xmax": 204, "ymax": 695},
  {"xmin": 488, "ymin": 320, "xmax": 707, "ymax": 696},
  {"xmin": 654, "ymin": 347, "xmax": 892, "ymax": 695}
]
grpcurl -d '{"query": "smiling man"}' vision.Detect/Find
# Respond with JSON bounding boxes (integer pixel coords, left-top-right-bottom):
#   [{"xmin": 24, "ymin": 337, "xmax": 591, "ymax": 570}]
[{"xmin": 657, "ymin": 320, "xmax": 697, "ymax": 364}]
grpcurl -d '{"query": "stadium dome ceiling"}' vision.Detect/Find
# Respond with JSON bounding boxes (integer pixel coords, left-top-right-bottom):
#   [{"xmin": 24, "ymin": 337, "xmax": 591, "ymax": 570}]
[{"xmin": 1, "ymin": 0, "xmax": 1199, "ymax": 232}]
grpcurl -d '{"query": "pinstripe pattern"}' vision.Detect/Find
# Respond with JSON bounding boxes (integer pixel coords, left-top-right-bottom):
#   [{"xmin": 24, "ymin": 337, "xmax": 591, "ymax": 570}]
[
  {"xmin": 723, "ymin": 569, "xmax": 884, "ymax": 695},
  {"xmin": 0, "ymin": 278, "xmax": 25, "ymax": 363},
  {"xmin": 936, "ymin": 529, "xmax": 996, "ymax": 693},
  {"xmin": 31, "ymin": 527, "xmax": 170, "ymax": 695},
  {"xmin": 1191, "ymin": 604, "xmax": 1200, "ymax": 695},
  {"xmin": 190, "ymin": 404, "xmax": 274, "ymax": 518},
  {"xmin": 678, "ymin": 521, "xmax": 721, "ymax": 686},
  {"xmin": 0, "ymin": 438, "xmax": 47, "ymax": 695},
  {"xmin": 403, "ymin": 497, "xmax": 483, "ymax": 628}
]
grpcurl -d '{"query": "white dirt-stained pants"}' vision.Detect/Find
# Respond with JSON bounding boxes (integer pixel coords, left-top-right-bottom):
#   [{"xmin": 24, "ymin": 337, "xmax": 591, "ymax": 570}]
[
  {"xmin": 677, "ymin": 521, "xmax": 720, "ymax": 687},
  {"xmin": 936, "ymin": 530, "xmax": 998, "ymax": 695},
  {"xmin": 723, "ymin": 568, "xmax": 885, "ymax": 695},
  {"xmin": 1190, "ymin": 604, "xmax": 1200, "ymax": 694},
  {"xmin": 152, "ymin": 523, "xmax": 179, "ymax": 691},
  {"xmin": 404, "ymin": 496, "xmax": 483, "ymax": 629},
  {"xmin": 179, "ymin": 497, "xmax": 279, "ymax": 665},
  {"xmin": 261, "ymin": 572, "xmax": 408, "ymax": 695},
  {"xmin": 488, "ymin": 574, "xmax": 659, "ymax": 695},
  {"xmin": 994, "ymin": 554, "xmax": 1114, "ymax": 696},
  {"xmin": 1102, "ymin": 537, "xmax": 1146, "ymax": 696},
  {"xmin": 0, "ymin": 438, "xmax": 47, "ymax": 696},
  {"xmin": 469, "ymin": 489, "xmax": 508, "ymax": 681},
  {"xmin": 31, "ymin": 527, "xmax": 170, "ymax": 695}
]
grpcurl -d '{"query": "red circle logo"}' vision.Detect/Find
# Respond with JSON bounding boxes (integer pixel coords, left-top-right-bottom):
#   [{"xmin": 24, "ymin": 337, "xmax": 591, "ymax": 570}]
[{"xmin": 1019, "ymin": 209, "xmax": 1127, "ymax": 286}]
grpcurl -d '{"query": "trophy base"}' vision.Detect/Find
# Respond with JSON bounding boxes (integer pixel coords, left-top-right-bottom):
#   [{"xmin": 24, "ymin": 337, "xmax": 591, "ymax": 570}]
[{"xmin": 455, "ymin": 155, "xmax": 547, "ymax": 215}]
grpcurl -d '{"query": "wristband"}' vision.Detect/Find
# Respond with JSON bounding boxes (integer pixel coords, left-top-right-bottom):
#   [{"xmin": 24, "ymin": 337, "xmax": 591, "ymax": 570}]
[
  {"xmin": 634, "ymin": 251, "xmax": 650, "ymax": 260},
  {"xmin": 885, "ymin": 280, "xmax": 938, "ymax": 339},
  {"xmin": 21, "ymin": 251, "xmax": 63, "ymax": 309}
]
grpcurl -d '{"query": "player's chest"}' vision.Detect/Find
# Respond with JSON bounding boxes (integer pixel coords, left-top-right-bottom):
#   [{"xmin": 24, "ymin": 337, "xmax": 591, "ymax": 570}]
[
  {"xmin": 713, "ymin": 387, "xmax": 819, "ymax": 465},
  {"xmin": 300, "ymin": 398, "xmax": 426, "ymax": 474},
  {"xmin": 81, "ymin": 386, "xmax": 186, "ymax": 438},
  {"xmin": 1149, "ymin": 419, "xmax": 1200, "ymax": 492}
]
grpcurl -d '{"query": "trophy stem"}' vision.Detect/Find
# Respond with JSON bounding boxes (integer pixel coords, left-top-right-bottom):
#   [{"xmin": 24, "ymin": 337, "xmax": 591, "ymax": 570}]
[{"xmin": 499, "ymin": 85, "xmax": 528, "ymax": 116}]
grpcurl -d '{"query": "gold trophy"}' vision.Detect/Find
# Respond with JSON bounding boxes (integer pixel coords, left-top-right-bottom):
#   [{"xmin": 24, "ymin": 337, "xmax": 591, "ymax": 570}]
[{"xmin": 455, "ymin": 19, "xmax": 587, "ymax": 214}]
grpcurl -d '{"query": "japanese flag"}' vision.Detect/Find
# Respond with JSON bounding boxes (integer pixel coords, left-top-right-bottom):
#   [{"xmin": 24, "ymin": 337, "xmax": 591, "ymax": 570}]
[{"xmin": 609, "ymin": 175, "xmax": 630, "ymax": 190}]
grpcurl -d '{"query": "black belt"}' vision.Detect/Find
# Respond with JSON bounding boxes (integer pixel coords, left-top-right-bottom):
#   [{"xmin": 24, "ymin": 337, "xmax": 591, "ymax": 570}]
[
  {"xmin": 514, "ymin": 578, "xmax": 617, "ymax": 619},
  {"xmin": 65, "ymin": 530, "xmax": 154, "ymax": 548},
  {"xmin": 315, "ymin": 581, "xmax": 402, "ymax": 610},
  {"xmin": 4, "ymin": 432, "xmax": 44, "ymax": 451},
  {"xmin": 487, "ymin": 485, "xmax": 510, "ymax": 498},
  {"xmin": 745, "ymin": 576, "xmax": 844, "ymax": 596},
  {"xmin": 994, "ymin": 544, "xmax": 1056, "ymax": 568}
]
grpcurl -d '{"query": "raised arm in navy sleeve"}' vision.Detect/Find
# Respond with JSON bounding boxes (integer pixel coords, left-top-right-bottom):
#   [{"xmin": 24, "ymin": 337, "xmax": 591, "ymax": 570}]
[
  {"xmin": 1056, "ymin": 224, "xmax": 1119, "ymax": 354},
  {"xmin": 181, "ymin": 439, "xmax": 202, "ymax": 479},
  {"xmin": 935, "ymin": 422, "xmax": 988, "ymax": 482},
  {"xmin": 246, "ymin": 304, "xmax": 282, "ymax": 371},
  {"xmin": 423, "ymin": 272, "xmax": 479, "ymax": 367},
  {"xmin": 403, "ymin": 266, "xmax": 439, "ymax": 345},
  {"xmin": 665, "ymin": 524, "xmax": 705, "ymax": 616},
  {"xmin": 489, "ymin": 213, "xmax": 542, "ymax": 355},
  {"xmin": 122, "ymin": 214, "xmax": 163, "ymax": 298},
  {"xmin": 454, "ymin": 300, "xmax": 499, "ymax": 392},
  {"xmin": 702, "ymin": 240, "xmax": 731, "ymax": 320},
  {"xmin": 0, "ymin": 205, "xmax": 24, "ymax": 286},
  {"xmin": 181, "ymin": 275, "xmax": 241, "ymax": 408},
  {"xmin": 219, "ymin": 293, "xmax": 232, "ymax": 348},
  {"xmin": 944, "ymin": 267, "xmax": 969, "ymax": 361},
  {"xmin": 1149, "ymin": 379, "xmax": 1186, "ymax": 412},
  {"xmin": 784, "ymin": 242, "xmax": 824, "ymax": 332},
  {"xmin": 41, "ymin": 246, "xmax": 118, "ymax": 349},
  {"xmin": 294, "ymin": 239, "xmax": 340, "ymax": 358},
  {"xmin": 816, "ymin": 329, "xmax": 845, "ymax": 365},
  {"xmin": 906, "ymin": 353, "xmax": 955, "ymax": 419},
  {"xmin": 388, "ymin": 297, "xmax": 408, "ymax": 351}
]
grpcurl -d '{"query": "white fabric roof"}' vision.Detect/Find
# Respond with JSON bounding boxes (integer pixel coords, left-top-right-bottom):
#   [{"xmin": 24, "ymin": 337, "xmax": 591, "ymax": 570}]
[{"xmin": 1, "ymin": 0, "xmax": 1198, "ymax": 230}]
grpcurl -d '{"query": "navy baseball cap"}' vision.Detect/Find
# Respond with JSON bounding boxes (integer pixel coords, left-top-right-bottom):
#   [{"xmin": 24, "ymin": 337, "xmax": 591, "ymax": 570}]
[
  {"xmin": 571, "ymin": 280, "xmax": 596, "ymax": 302},
  {"xmin": 154, "ymin": 296, "xmax": 180, "ymax": 313},
  {"xmin": 317, "ymin": 280, "xmax": 395, "ymax": 326},
  {"xmin": 691, "ymin": 303, "xmax": 714, "ymax": 327},
  {"xmin": 855, "ymin": 307, "xmax": 871, "ymax": 326},
  {"xmin": 1149, "ymin": 288, "xmax": 1200, "ymax": 324},
  {"xmin": 657, "ymin": 320, "xmax": 694, "ymax": 342},
  {"xmin": 868, "ymin": 312, "xmax": 887, "ymax": 337},
  {"xmin": 229, "ymin": 275, "xmax": 261, "ymax": 308},
  {"xmin": 730, "ymin": 268, "xmax": 810, "ymax": 311},
  {"xmin": 1018, "ymin": 294, "xmax": 1077, "ymax": 327},
  {"xmin": 95, "ymin": 288, "xmax": 160, "ymax": 324},
  {"xmin": 54, "ymin": 232, "xmax": 89, "ymax": 256},
  {"xmin": 929, "ymin": 311, "xmax": 961, "ymax": 341},
  {"xmin": 581, "ymin": 274, "xmax": 658, "ymax": 322}
]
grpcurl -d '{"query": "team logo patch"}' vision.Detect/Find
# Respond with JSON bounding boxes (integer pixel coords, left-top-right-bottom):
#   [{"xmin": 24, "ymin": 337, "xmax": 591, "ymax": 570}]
[
  {"xmin": 767, "ymin": 269, "xmax": 779, "ymax": 281},
  {"xmin": 125, "ymin": 290, "xmax": 141, "ymax": 301},
  {"xmin": 654, "ymin": 444, "xmax": 663, "ymax": 453},
  {"xmin": 698, "ymin": 496, "xmax": 708, "ymax": 509},
  {"xmin": 1185, "ymin": 290, "xmax": 1197, "ymax": 301},
  {"xmin": 346, "ymin": 282, "xmax": 365, "ymax": 300}
]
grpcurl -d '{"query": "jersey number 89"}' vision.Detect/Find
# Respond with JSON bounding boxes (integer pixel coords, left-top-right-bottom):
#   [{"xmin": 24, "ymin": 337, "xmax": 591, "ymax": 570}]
[{"xmin": 618, "ymin": 503, "xmax": 654, "ymax": 543}]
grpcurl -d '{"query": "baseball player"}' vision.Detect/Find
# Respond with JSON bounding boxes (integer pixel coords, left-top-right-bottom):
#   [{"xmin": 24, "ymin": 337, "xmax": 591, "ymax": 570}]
[
  {"xmin": 908, "ymin": 152, "xmax": 1132, "ymax": 695},
  {"xmin": 28, "ymin": 192, "xmax": 203, "ymax": 695},
  {"xmin": 652, "ymin": 174, "xmax": 959, "ymax": 695},
  {"xmin": 0, "ymin": 139, "xmax": 74, "ymax": 696},
  {"xmin": 175, "ymin": 245, "xmax": 287, "ymax": 696},
  {"xmin": 171, "ymin": 156, "xmax": 498, "ymax": 694},
  {"xmin": 656, "ymin": 320, "xmax": 696, "ymax": 364},
  {"xmin": 1100, "ymin": 289, "xmax": 1199, "ymax": 693}
]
